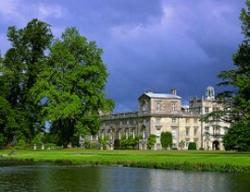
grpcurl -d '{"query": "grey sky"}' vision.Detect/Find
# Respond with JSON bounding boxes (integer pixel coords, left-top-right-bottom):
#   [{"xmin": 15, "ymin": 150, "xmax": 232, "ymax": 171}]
[{"xmin": 0, "ymin": 0, "xmax": 245, "ymax": 112}]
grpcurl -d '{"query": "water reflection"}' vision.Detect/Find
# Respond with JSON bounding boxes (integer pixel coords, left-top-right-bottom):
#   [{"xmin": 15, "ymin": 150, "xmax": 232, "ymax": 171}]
[{"xmin": 0, "ymin": 166, "xmax": 249, "ymax": 192}]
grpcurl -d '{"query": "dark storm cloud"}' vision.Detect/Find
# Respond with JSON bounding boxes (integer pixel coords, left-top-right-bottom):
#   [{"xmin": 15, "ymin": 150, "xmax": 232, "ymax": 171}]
[
  {"xmin": 101, "ymin": 0, "xmax": 245, "ymax": 111},
  {"xmin": 0, "ymin": 0, "xmax": 245, "ymax": 112}
]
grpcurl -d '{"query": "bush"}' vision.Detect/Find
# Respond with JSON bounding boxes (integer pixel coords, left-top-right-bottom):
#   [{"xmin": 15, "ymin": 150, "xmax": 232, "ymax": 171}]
[
  {"xmin": 120, "ymin": 135, "xmax": 139, "ymax": 149},
  {"xmin": 45, "ymin": 143, "xmax": 57, "ymax": 149},
  {"xmin": 98, "ymin": 135, "xmax": 109, "ymax": 149},
  {"xmin": 32, "ymin": 133, "xmax": 44, "ymax": 145},
  {"xmin": 15, "ymin": 137, "xmax": 27, "ymax": 149},
  {"xmin": 84, "ymin": 141, "xmax": 90, "ymax": 149},
  {"xmin": 188, "ymin": 142, "xmax": 197, "ymax": 150},
  {"xmin": 178, "ymin": 140, "xmax": 185, "ymax": 150},
  {"xmin": 120, "ymin": 135, "xmax": 126, "ymax": 149},
  {"xmin": 147, "ymin": 134, "xmax": 156, "ymax": 150},
  {"xmin": 160, "ymin": 132, "xmax": 172, "ymax": 149}
]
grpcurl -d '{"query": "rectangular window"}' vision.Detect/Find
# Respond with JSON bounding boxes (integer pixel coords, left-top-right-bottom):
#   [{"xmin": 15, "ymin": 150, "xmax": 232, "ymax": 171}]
[
  {"xmin": 171, "ymin": 127, "xmax": 177, "ymax": 139},
  {"xmin": 213, "ymin": 126, "xmax": 220, "ymax": 135},
  {"xmin": 194, "ymin": 126, "xmax": 198, "ymax": 136},
  {"xmin": 172, "ymin": 103, "xmax": 176, "ymax": 111},
  {"xmin": 172, "ymin": 118, "xmax": 177, "ymax": 123},
  {"xmin": 186, "ymin": 118, "xmax": 190, "ymax": 123},
  {"xmin": 186, "ymin": 127, "xmax": 190, "ymax": 136},
  {"xmin": 156, "ymin": 118, "xmax": 161, "ymax": 124},
  {"xmin": 205, "ymin": 107, "xmax": 209, "ymax": 113}
]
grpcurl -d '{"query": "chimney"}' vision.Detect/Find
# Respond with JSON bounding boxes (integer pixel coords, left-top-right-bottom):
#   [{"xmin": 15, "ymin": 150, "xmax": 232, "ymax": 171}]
[{"xmin": 171, "ymin": 88, "xmax": 177, "ymax": 95}]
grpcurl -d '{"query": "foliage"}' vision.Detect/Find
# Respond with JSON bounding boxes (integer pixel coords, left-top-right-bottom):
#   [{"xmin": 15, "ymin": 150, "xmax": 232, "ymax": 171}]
[
  {"xmin": 0, "ymin": 134, "xmax": 4, "ymax": 147},
  {"xmin": 120, "ymin": 135, "xmax": 127, "ymax": 149},
  {"xmin": 223, "ymin": 121, "xmax": 250, "ymax": 151},
  {"xmin": 15, "ymin": 137, "xmax": 27, "ymax": 149},
  {"xmin": 42, "ymin": 133, "xmax": 58, "ymax": 145},
  {"xmin": 160, "ymin": 132, "xmax": 172, "ymax": 149},
  {"xmin": 119, "ymin": 135, "xmax": 140, "ymax": 149},
  {"xmin": 0, "ymin": 19, "xmax": 53, "ymax": 145},
  {"xmin": 98, "ymin": 135, "xmax": 109, "ymax": 149},
  {"xmin": 0, "ymin": 97, "xmax": 17, "ymax": 145},
  {"xmin": 84, "ymin": 141, "xmax": 91, "ymax": 149},
  {"xmin": 0, "ymin": 20, "xmax": 113, "ymax": 148},
  {"xmin": 178, "ymin": 140, "xmax": 185, "ymax": 150},
  {"xmin": 188, "ymin": 142, "xmax": 197, "ymax": 150},
  {"xmin": 31, "ymin": 27, "xmax": 114, "ymax": 147},
  {"xmin": 32, "ymin": 133, "xmax": 44, "ymax": 145},
  {"xmin": 147, "ymin": 134, "xmax": 156, "ymax": 150}
]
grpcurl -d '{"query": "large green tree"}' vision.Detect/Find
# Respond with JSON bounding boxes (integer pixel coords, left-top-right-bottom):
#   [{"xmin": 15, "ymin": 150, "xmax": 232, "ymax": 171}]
[
  {"xmin": 0, "ymin": 19, "xmax": 53, "ymax": 144},
  {"xmin": 31, "ymin": 28, "xmax": 114, "ymax": 147},
  {"xmin": 204, "ymin": 1, "xmax": 250, "ymax": 151}
]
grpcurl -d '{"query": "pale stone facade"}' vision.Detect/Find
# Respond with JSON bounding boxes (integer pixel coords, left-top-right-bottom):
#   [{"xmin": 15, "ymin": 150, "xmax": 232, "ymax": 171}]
[{"xmin": 93, "ymin": 87, "xmax": 230, "ymax": 150}]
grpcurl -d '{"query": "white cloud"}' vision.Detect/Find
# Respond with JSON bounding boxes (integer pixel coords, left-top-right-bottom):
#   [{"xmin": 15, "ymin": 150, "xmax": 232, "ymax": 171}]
[
  {"xmin": 0, "ymin": 0, "xmax": 65, "ymax": 25},
  {"xmin": 37, "ymin": 4, "xmax": 63, "ymax": 20}
]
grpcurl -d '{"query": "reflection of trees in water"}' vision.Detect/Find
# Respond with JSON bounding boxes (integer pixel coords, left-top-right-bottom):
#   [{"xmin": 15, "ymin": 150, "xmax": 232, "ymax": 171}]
[
  {"xmin": 35, "ymin": 166, "xmax": 102, "ymax": 192},
  {"xmin": 0, "ymin": 166, "xmax": 250, "ymax": 192}
]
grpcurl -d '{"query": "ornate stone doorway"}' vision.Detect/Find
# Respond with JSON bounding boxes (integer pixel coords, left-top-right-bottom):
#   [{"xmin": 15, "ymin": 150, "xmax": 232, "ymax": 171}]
[{"xmin": 212, "ymin": 140, "xmax": 220, "ymax": 150}]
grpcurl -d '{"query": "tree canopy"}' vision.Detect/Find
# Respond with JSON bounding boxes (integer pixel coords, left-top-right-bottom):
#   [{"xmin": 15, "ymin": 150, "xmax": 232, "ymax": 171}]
[
  {"xmin": 0, "ymin": 19, "xmax": 113, "ymax": 147},
  {"xmin": 31, "ymin": 27, "xmax": 114, "ymax": 147},
  {"xmin": 0, "ymin": 19, "xmax": 53, "ymax": 145}
]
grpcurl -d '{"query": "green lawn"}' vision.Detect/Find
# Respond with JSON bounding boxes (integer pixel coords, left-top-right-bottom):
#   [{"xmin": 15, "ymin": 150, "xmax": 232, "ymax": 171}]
[{"xmin": 1, "ymin": 149, "xmax": 250, "ymax": 173}]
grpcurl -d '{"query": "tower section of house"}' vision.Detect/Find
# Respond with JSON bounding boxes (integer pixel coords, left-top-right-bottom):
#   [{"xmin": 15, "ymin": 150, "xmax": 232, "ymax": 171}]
[
  {"xmin": 189, "ymin": 86, "xmax": 230, "ymax": 150},
  {"xmin": 138, "ymin": 89, "xmax": 183, "ymax": 149}
]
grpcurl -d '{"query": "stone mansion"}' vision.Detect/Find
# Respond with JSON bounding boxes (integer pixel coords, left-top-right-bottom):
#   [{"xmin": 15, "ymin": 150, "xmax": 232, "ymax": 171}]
[{"xmin": 91, "ymin": 86, "xmax": 229, "ymax": 150}]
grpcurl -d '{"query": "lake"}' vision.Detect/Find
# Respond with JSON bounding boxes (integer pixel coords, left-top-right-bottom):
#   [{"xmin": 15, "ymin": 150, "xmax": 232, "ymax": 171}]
[{"xmin": 0, "ymin": 165, "xmax": 249, "ymax": 192}]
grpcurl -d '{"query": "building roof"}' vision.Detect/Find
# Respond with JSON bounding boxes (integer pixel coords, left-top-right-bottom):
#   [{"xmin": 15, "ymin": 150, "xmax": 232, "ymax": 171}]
[{"xmin": 143, "ymin": 92, "xmax": 181, "ymax": 99}]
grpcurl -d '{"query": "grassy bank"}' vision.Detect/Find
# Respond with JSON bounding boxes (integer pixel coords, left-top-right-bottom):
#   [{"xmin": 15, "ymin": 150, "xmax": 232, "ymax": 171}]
[{"xmin": 0, "ymin": 149, "xmax": 250, "ymax": 173}]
